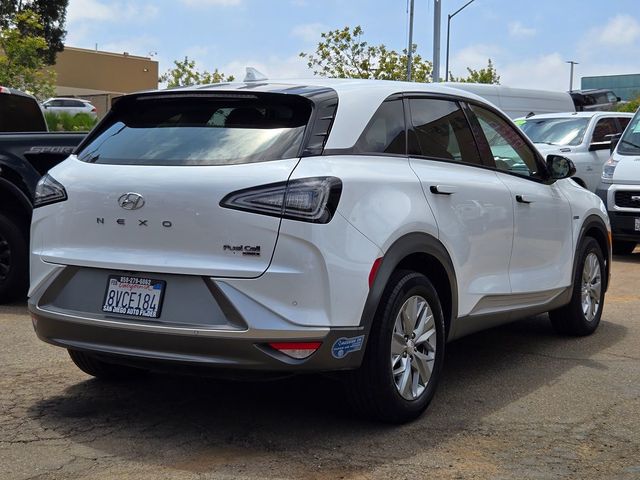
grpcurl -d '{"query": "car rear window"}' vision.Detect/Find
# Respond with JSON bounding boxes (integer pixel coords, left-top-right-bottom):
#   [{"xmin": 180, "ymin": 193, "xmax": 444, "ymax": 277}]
[
  {"xmin": 77, "ymin": 94, "xmax": 312, "ymax": 166},
  {"xmin": 0, "ymin": 92, "xmax": 47, "ymax": 132}
]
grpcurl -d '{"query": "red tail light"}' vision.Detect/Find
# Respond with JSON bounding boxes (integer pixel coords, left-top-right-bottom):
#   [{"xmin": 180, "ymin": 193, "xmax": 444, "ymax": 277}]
[
  {"xmin": 268, "ymin": 341, "xmax": 322, "ymax": 359},
  {"xmin": 91, "ymin": 107, "xmax": 97, "ymax": 112}
]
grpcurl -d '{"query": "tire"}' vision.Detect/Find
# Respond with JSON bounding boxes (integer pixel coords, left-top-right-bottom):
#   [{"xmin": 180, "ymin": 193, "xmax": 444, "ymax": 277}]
[
  {"xmin": 612, "ymin": 240, "xmax": 636, "ymax": 255},
  {"xmin": 346, "ymin": 270, "xmax": 446, "ymax": 423},
  {"xmin": 0, "ymin": 212, "xmax": 29, "ymax": 303},
  {"xmin": 549, "ymin": 237, "xmax": 605, "ymax": 336},
  {"xmin": 68, "ymin": 349, "xmax": 148, "ymax": 380}
]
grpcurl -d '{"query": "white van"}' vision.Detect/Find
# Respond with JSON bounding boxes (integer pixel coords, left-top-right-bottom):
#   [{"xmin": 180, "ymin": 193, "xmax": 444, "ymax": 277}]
[{"xmin": 444, "ymin": 83, "xmax": 575, "ymax": 119}]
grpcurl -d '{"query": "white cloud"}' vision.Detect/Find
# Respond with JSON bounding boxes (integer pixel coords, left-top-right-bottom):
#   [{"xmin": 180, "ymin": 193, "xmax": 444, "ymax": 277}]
[
  {"xmin": 590, "ymin": 14, "xmax": 640, "ymax": 47},
  {"xmin": 67, "ymin": 0, "xmax": 158, "ymax": 23},
  {"xmin": 291, "ymin": 23, "xmax": 327, "ymax": 43},
  {"xmin": 508, "ymin": 21, "xmax": 536, "ymax": 38},
  {"xmin": 101, "ymin": 35, "xmax": 159, "ymax": 57},
  {"xmin": 180, "ymin": 0, "xmax": 242, "ymax": 6},
  {"xmin": 499, "ymin": 53, "xmax": 568, "ymax": 91},
  {"xmin": 448, "ymin": 44, "xmax": 503, "ymax": 77},
  {"xmin": 221, "ymin": 55, "xmax": 311, "ymax": 81}
]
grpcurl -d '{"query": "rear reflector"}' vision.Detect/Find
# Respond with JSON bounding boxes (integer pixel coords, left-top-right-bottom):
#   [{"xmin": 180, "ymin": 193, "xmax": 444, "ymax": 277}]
[
  {"xmin": 268, "ymin": 341, "xmax": 322, "ymax": 359},
  {"xmin": 369, "ymin": 257, "xmax": 383, "ymax": 288}
]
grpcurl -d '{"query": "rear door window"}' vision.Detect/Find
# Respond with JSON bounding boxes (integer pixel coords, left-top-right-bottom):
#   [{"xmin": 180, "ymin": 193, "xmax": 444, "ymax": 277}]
[
  {"xmin": 77, "ymin": 94, "xmax": 312, "ymax": 166},
  {"xmin": 408, "ymin": 98, "xmax": 481, "ymax": 165}
]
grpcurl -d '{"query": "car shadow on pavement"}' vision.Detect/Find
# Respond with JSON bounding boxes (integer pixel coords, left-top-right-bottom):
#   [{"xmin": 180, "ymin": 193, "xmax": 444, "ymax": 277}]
[
  {"xmin": 612, "ymin": 251, "xmax": 640, "ymax": 264},
  {"xmin": 28, "ymin": 314, "xmax": 627, "ymax": 477}
]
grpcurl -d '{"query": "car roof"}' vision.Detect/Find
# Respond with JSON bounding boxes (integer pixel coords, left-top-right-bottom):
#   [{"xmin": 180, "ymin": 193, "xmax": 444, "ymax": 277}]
[
  {"xmin": 520, "ymin": 111, "xmax": 634, "ymax": 120},
  {"xmin": 46, "ymin": 97, "xmax": 92, "ymax": 102},
  {"xmin": 148, "ymin": 78, "xmax": 493, "ymax": 149}
]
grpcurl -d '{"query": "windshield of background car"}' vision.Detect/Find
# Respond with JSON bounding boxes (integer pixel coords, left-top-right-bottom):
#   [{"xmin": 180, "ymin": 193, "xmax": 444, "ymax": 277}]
[
  {"xmin": 77, "ymin": 94, "xmax": 312, "ymax": 166},
  {"xmin": 518, "ymin": 117, "xmax": 590, "ymax": 146},
  {"xmin": 617, "ymin": 110, "xmax": 640, "ymax": 156}
]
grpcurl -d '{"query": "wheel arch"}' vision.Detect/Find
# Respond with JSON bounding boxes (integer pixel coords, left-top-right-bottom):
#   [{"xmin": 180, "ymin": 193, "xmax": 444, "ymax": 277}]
[
  {"xmin": 576, "ymin": 214, "xmax": 611, "ymax": 292},
  {"xmin": 360, "ymin": 232, "xmax": 458, "ymax": 341}
]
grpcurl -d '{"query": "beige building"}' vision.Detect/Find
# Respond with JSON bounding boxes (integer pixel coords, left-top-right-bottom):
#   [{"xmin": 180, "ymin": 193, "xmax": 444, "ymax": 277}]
[{"xmin": 52, "ymin": 46, "xmax": 159, "ymax": 117}]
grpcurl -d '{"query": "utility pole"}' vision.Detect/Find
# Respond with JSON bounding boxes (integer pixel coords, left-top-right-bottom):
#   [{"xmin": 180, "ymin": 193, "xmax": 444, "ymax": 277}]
[
  {"xmin": 433, "ymin": 0, "xmax": 442, "ymax": 82},
  {"xmin": 407, "ymin": 0, "xmax": 415, "ymax": 81},
  {"xmin": 566, "ymin": 60, "xmax": 579, "ymax": 91},
  {"xmin": 445, "ymin": 0, "xmax": 476, "ymax": 82}
]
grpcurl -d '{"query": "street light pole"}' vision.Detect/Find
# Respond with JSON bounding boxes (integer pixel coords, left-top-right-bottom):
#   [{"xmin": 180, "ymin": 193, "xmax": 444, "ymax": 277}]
[
  {"xmin": 432, "ymin": 0, "xmax": 442, "ymax": 82},
  {"xmin": 407, "ymin": 0, "xmax": 415, "ymax": 81},
  {"xmin": 445, "ymin": 0, "xmax": 476, "ymax": 82},
  {"xmin": 566, "ymin": 60, "xmax": 579, "ymax": 91}
]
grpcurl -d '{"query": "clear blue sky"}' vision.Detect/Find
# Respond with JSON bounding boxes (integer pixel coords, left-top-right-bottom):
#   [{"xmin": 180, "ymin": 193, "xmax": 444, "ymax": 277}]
[{"xmin": 66, "ymin": 0, "xmax": 640, "ymax": 91}]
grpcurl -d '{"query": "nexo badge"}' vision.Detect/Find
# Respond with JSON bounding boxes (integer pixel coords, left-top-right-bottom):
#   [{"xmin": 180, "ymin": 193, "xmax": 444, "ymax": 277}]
[{"xmin": 332, "ymin": 335, "xmax": 365, "ymax": 359}]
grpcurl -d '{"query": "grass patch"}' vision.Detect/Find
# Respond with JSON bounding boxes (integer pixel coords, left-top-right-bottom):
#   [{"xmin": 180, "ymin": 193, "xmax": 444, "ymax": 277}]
[{"xmin": 45, "ymin": 111, "xmax": 97, "ymax": 132}]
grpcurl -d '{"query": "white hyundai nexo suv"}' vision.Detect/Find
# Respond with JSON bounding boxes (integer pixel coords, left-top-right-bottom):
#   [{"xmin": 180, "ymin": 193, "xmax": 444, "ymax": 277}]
[{"xmin": 29, "ymin": 79, "xmax": 611, "ymax": 423}]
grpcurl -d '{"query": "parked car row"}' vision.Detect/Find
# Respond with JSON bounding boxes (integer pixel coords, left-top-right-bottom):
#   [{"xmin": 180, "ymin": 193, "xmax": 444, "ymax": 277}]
[{"xmin": 515, "ymin": 111, "xmax": 632, "ymax": 192}]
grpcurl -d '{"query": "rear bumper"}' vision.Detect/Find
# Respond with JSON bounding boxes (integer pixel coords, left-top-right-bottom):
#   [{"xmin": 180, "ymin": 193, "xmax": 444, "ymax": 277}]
[
  {"xmin": 29, "ymin": 309, "xmax": 366, "ymax": 372},
  {"xmin": 28, "ymin": 265, "xmax": 368, "ymax": 372}
]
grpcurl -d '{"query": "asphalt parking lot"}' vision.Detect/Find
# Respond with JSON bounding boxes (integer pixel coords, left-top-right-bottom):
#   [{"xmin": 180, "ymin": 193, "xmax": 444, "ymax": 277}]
[{"xmin": 1, "ymin": 253, "xmax": 640, "ymax": 480}]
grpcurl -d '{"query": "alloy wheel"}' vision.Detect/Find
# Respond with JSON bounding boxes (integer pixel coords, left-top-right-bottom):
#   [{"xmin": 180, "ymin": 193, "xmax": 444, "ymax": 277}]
[
  {"xmin": 391, "ymin": 295, "xmax": 437, "ymax": 401},
  {"xmin": 581, "ymin": 252, "xmax": 601, "ymax": 322}
]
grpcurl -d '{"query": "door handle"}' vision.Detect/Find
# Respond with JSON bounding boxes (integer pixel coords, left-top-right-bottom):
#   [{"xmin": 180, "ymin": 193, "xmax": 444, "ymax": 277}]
[
  {"xmin": 515, "ymin": 194, "xmax": 533, "ymax": 204},
  {"xmin": 430, "ymin": 185, "xmax": 457, "ymax": 195}
]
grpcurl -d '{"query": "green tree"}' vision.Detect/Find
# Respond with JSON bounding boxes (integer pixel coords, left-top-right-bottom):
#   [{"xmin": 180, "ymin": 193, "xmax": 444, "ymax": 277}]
[
  {"xmin": 159, "ymin": 56, "xmax": 234, "ymax": 87},
  {"xmin": 299, "ymin": 25, "xmax": 433, "ymax": 82},
  {"xmin": 0, "ymin": 9, "xmax": 56, "ymax": 98},
  {"xmin": 615, "ymin": 94, "xmax": 640, "ymax": 113},
  {"xmin": 451, "ymin": 59, "xmax": 500, "ymax": 84},
  {"xmin": 0, "ymin": 0, "xmax": 68, "ymax": 65}
]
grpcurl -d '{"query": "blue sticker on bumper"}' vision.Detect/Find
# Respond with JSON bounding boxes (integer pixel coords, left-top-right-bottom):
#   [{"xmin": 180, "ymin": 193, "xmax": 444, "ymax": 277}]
[{"xmin": 332, "ymin": 335, "xmax": 365, "ymax": 359}]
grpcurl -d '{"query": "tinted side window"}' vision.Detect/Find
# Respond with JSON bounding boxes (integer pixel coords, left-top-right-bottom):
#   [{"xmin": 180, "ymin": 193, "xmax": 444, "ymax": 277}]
[
  {"xmin": 0, "ymin": 94, "xmax": 47, "ymax": 132},
  {"xmin": 409, "ymin": 98, "xmax": 481, "ymax": 165},
  {"xmin": 592, "ymin": 118, "xmax": 618, "ymax": 143},
  {"xmin": 470, "ymin": 104, "xmax": 539, "ymax": 177},
  {"xmin": 353, "ymin": 99, "xmax": 405, "ymax": 154},
  {"xmin": 619, "ymin": 117, "xmax": 631, "ymax": 131}
]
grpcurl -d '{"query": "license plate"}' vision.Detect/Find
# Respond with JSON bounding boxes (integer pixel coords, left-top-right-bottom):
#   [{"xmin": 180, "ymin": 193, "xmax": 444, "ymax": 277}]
[
  {"xmin": 636, "ymin": 218, "xmax": 640, "ymax": 232},
  {"xmin": 102, "ymin": 275, "xmax": 165, "ymax": 318}
]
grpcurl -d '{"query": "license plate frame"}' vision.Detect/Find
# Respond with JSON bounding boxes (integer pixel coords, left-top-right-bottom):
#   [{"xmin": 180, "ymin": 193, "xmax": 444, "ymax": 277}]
[{"xmin": 102, "ymin": 275, "xmax": 166, "ymax": 319}]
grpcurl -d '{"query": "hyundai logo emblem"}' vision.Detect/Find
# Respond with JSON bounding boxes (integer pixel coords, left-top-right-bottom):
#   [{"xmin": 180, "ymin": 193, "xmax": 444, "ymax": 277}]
[{"xmin": 118, "ymin": 192, "xmax": 145, "ymax": 210}]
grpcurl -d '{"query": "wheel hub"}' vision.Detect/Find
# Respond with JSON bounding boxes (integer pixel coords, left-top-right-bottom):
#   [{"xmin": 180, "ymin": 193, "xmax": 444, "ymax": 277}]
[
  {"xmin": 391, "ymin": 295, "xmax": 437, "ymax": 401},
  {"xmin": 581, "ymin": 252, "xmax": 602, "ymax": 322}
]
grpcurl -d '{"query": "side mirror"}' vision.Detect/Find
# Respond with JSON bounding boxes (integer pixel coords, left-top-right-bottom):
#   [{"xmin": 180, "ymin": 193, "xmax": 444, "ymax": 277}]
[
  {"xmin": 617, "ymin": 96, "xmax": 621, "ymax": 102},
  {"xmin": 546, "ymin": 155, "xmax": 576, "ymax": 180},
  {"xmin": 608, "ymin": 133, "xmax": 622, "ymax": 154},
  {"xmin": 589, "ymin": 141, "xmax": 611, "ymax": 151}
]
